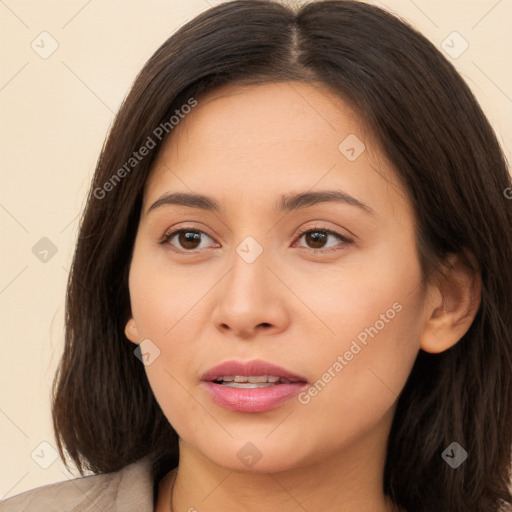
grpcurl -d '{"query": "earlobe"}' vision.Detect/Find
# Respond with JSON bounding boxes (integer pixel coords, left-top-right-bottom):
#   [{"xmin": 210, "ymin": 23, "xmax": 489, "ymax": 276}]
[
  {"xmin": 124, "ymin": 318, "xmax": 141, "ymax": 345},
  {"xmin": 420, "ymin": 252, "xmax": 481, "ymax": 354}
]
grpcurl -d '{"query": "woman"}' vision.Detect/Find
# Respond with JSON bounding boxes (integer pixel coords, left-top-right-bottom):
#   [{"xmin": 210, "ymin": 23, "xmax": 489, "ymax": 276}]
[{"xmin": 3, "ymin": 0, "xmax": 511, "ymax": 511}]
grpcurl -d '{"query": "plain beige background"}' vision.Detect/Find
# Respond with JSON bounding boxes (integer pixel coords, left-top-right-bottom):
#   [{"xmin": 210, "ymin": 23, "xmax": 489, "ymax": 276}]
[{"xmin": 1, "ymin": 0, "xmax": 511, "ymax": 499}]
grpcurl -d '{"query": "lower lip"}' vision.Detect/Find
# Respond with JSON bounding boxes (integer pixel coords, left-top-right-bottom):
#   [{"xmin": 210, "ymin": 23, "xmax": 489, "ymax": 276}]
[{"xmin": 202, "ymin": 381, "xmax": 308, "ymax": 412}]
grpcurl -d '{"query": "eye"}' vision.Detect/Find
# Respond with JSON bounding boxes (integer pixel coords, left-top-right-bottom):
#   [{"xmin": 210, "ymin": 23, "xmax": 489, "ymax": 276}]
[
  {"xmin": 293, "ymin": 226, "xmax": 353, "ymax": 252},
  {"xmin": 160, "ymin": 225, "xmax": 353, "ymax": 253},
  {"xmin": 160, "ymin": 227, "xmax": 217, "ymax": 252}
]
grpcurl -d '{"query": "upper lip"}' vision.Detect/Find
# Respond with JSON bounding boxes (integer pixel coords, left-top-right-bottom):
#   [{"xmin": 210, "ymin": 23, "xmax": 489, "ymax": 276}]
[{"xmin": 201, "ymin": 359, "xmax": 308, "ymax": 383}]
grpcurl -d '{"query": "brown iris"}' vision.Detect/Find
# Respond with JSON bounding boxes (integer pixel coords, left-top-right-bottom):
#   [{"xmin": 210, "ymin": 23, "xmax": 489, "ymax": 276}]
[
  {"xmin": 178, "ymin": 230, "xmax": 202, "ymax": 250},
  {"xmin": 304, "ymin": 231, "xmax": 328, "ymax": 249}
]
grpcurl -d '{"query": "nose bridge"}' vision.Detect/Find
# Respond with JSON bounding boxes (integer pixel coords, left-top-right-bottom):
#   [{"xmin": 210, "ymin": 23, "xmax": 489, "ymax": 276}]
[
  {"xmin": 210, "ymin": 230, "xmax": 290, "ymax": 336},
  {"xmin": 224, "ymin": 234, "xmax": 269, "ymax": 306}
]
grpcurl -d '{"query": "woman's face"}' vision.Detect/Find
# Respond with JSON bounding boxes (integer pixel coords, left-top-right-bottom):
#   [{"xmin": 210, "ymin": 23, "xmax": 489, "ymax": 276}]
[{"xmin": 126, "ymin": 81, "xmax": 432, "ymax": 472}]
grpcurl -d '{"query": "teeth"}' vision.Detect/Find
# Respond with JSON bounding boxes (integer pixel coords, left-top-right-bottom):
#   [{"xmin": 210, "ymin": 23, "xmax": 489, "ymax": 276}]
[
  {"xmin": 221, "ymin": 382, "xmax": 277, "ymax": 388},
  {"xmin": 248, "ymin": 376, "xmax": 267, "ymax": 383},
  {"xmin": 220, "ymin": 375, "xmax": 285, "ymax": 383},
  {"xmin": 215, "ymin": 375, "xmax": 297, "ymax": 384}
]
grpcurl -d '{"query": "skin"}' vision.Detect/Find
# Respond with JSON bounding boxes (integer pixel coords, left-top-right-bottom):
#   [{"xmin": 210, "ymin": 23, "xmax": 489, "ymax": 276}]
[{"xmin": 125, "ymin": 81, "xmax": 481, "ymax": 512}]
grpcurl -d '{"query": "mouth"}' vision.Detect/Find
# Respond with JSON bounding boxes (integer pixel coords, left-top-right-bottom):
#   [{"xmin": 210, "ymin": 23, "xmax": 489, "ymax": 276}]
[{"xmin": 200, "ymin": 359, "xmax": 309, "ymax": 412}]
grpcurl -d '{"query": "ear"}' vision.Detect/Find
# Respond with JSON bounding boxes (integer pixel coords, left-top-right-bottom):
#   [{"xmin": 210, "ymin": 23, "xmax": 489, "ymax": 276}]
[
  {"xmin": 124, "ymin": 316, "xmax": 141, "ymax": 345},
  {"xmin": 420, "ymin": 252, "xmax": 481, "ymax": 354}
]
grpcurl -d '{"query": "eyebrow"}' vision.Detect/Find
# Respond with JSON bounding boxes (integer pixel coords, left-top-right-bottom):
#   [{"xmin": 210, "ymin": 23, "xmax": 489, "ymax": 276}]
[{"xmin": 146, "ymin": 190, "xmax": 374, "ymax": 215}]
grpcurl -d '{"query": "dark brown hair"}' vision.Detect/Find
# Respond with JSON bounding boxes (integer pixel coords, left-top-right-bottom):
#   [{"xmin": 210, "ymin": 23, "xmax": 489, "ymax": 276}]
[{"xmin": 52, "ymin": 1, "xmax": 512, "ymax": 510}]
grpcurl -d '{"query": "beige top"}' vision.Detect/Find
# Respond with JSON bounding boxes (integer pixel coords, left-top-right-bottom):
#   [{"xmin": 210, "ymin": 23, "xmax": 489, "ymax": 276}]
[{"xmin": 0, "ymin": 456, "xmax": 157, "ymax": 511}]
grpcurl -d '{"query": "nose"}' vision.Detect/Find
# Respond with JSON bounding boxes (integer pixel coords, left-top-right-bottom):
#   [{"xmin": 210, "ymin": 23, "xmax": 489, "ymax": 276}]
[{"xmin": 210, "ymin": 248, "xmax": 291, "ymax": 340}]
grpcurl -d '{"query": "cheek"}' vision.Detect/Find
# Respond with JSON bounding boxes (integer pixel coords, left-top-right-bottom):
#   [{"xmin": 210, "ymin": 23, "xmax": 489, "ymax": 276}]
[
  {"xmin": 295, "ymin": 240, "xmax": 425, "ymax": 417},
  {"xmin": 127, "ymin": 242, "xmax": 201, "ymax": 338},
  {"xmin": 292, "ymin": 295, "xmax": 423, "ymax": 453},
  {"xmin": 127, "ymin": 242, "xmax": 206, "ymax": 425},
  {"xmin": 295, "ymin": 231, "xmax": 424, "ymax": 356}
]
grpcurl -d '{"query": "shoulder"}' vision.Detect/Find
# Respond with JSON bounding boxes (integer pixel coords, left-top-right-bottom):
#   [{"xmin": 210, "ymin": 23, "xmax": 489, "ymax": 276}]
[{"xmin": 0, "ymin": 456, "xmax": 155, "ymax": 512}]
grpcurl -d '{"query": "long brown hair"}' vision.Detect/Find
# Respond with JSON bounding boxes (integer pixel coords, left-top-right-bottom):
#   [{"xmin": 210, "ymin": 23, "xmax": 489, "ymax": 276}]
[{"xmin": 52, "ymin": 1, "xmax": 512, "ymax": 510}]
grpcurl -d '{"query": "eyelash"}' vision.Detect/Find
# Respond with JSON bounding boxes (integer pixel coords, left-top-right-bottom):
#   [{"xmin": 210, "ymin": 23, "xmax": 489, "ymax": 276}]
[{"xmin": 159, "ymin": 225, "xmax": 354, "ymax": 253}]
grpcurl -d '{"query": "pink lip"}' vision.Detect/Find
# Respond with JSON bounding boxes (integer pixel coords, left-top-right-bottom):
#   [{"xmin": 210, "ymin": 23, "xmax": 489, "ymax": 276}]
[
  {"xmin": 200, "ymin": 359, "xmax": 309, "ymax": 413},
  {"xmin": 200, "ymin": 359, "xmax": 308, "ymax": 382}
]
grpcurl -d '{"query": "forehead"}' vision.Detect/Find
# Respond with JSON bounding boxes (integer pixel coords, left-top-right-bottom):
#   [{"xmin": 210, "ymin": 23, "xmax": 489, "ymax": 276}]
[
  {"xmin": 168, "ymin": 80, "xmax": 362, "ymax": 150},
  {"xmin": 142, "ymin": 81, "xmax": 410, "ymax": 223}
]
